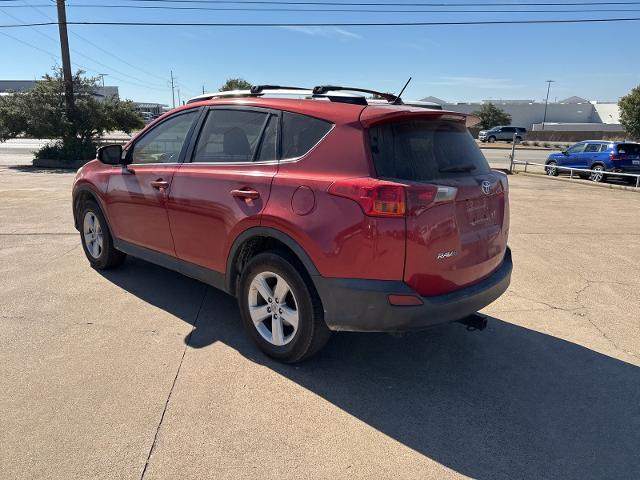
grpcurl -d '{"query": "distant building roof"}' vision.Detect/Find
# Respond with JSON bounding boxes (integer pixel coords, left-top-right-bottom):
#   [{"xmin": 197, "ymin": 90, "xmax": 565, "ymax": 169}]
[
  {"xmin": 559, "ymin": 96, "xmax": 589, "ymax": 104},
  {"xmin": 418, "ymin": 96, "xmax": 446, "ymax": 105},
  {"xmin": 0, "ymin": 80, "xmax": 37, "ymax": 93}
]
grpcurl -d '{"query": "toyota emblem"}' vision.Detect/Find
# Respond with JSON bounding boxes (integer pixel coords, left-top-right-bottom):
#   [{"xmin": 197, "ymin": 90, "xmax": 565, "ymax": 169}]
[{"xmin": 481, "ymin": 180, "xmax": 491, "ymax": 195}]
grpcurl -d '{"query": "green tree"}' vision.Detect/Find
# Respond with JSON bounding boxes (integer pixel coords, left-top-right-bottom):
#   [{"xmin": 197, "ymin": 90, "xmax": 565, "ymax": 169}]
[
  {"xmin": 0, "ymin": 69, "xmax": 144, "ymax": 162},
  {"xmin": 472, "ymin": 102, "xmax": 513, "ymax": 130},
  {"xmin": 219, "ymin": 78, "xmax": 252, "ymax": 91},
  {"xmin": 619, "ymin": 85, "xmax": 640, "ymax": 140}
]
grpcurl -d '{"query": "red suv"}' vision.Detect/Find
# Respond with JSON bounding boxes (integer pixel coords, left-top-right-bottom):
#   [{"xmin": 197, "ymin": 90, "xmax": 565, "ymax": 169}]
[{"xmin": 72, "ymin": 86, "xmax": 512, "ymax": 362}]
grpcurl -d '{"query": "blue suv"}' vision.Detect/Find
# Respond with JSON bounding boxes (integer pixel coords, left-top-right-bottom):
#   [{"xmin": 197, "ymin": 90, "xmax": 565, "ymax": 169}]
[{"xmin": 545, "ymin": 141, "xmax": 640, "ymax": 183}]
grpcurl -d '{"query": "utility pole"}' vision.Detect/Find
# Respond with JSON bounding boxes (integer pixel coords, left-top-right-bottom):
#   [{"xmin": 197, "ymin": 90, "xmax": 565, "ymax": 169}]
[
  {"xmin": 202, "ymin": 85, "xmax": 205, "ymax": 94},
  {"xmin": 170, "ymin": 70, "xmax": 176, "ymax": 108},
  {"xmin": 177, "ymin": 87, "xmax": 181, "ymax": 106},
  {"xmin": 97, "ymin": 73, "xmax": 108, "ymax": 97},
  {"xmin": 56, "ymin": 0, "xmax": 73, "ymax": 112},
  {"xmin": 98, "ymin": 73, "xmax": 108, "ymax": 89},
  {"xmin": 542, "ymin": 80, "xmax": 554, "ymax": 131}
]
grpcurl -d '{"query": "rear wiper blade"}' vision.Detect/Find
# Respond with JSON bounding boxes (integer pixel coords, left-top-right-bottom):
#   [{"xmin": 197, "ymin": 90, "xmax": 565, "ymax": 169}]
[{"xmin": 439, "ymin": 163, "xmax": 477, "ymax": 173}]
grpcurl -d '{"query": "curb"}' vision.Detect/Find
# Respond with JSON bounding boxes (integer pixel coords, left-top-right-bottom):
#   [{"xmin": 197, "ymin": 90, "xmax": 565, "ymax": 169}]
[
  {"xmin": 515, "ymin": 171, "xmax": 640, "ymax": 193},
  {"xmin": 479, "ymin": 145, "xmax": 555, "ymax": 152},
  {"xmin": 32, "ymin": 158, "xmax": 89, "ymax": 169}
]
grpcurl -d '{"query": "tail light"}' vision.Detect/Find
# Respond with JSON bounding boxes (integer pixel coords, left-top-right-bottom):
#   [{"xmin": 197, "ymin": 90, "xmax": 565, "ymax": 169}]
[
  {"xmin": 328, "ymin": 178, "xmax": 456, "ymax": 217},
  {"xmin": 610, "ymin": 152, "xmax": 620, "ymax": 161}
]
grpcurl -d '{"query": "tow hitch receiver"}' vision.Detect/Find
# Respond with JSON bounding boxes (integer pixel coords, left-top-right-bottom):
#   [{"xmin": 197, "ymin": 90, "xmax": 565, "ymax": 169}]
[{"xmin": 459, "ymin": 313, "xmax": 488, "ymax": 331}]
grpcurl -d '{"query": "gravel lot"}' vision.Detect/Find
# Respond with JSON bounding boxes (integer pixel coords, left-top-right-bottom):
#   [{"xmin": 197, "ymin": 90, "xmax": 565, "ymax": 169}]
[{"xmin": 1, "ymin": 165, "xmax": 638, "ymax": 480}]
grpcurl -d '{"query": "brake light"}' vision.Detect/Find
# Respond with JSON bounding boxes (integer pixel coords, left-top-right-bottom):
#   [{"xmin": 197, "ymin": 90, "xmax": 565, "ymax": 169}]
[
  {"xmin": 328, "ymin": 178, "xmax": 457, "ymax": 217},
  {"xmin": 610, "ymin": 152, "xmax": 620, "ymax": 161},
  {"xmin": 328, "ymin": 178, "xmax": 406, "ymax": 217}
]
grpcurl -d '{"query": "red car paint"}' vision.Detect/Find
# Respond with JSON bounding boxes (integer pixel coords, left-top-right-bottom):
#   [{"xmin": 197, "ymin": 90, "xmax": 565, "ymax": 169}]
[{"xmin": 73, "ymin": 96, "xmax": 509, "ymax": 302}]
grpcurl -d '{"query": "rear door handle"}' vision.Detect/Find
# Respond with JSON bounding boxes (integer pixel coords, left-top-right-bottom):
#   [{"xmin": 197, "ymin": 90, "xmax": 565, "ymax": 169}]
[
  {"xmin": 150, "ymin": 179, "xmax": 169, "ymax": 190},
  {"xmin": 231, "ymin": 188, "xmax": 260, "ymax": 200}
]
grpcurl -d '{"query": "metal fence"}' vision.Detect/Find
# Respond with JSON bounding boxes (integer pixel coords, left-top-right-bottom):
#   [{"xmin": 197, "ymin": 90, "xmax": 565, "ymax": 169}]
[{"xmin": 506, "ymin": 133, "xmax": 640, "ymax": 189}]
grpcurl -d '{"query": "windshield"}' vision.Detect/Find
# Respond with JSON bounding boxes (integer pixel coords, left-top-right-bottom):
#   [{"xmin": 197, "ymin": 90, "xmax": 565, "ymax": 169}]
[{"xmin": 368, "ymin": 119, "xmax": 491, "ymax": 181}]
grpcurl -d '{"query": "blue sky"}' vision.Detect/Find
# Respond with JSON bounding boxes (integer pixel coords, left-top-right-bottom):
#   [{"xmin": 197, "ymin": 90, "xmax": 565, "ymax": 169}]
[{"xmin": 1, "ymin": 1, "xmax": 639, "ymax": 106}]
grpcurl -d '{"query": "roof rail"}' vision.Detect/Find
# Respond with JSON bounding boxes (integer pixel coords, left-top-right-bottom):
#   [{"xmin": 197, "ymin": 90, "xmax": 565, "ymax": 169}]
[
  {"xmin": 250, "ymin": 85, "xmax": 309, "ymax": 94},
  {"xmin": 187, "ymin": 84, "xmax": 405, "ymax": 106},
  {"xmin": 312, "ymin": 85, "xmax": 400, "ymax": 104}
]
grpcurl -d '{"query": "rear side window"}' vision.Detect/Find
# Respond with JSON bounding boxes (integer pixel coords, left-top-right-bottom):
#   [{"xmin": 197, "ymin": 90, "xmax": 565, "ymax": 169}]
[
  {"xmin": 584, "ymin": 144, "xmax": 601, "ymax": 153},
  {"xmin": 192, "ymin": 109, "xmax": 269, "ymax": 163},
  {"xmin": 599, "ymin": 144, "xmax": 611, "ymax": 152},
  {"xmin": 369, "ymin": 119, "xmax": 491, "ymax": 181},
  {"xmin": 281, "ymin": 112, "xmax": 332, "ymax": 159}
]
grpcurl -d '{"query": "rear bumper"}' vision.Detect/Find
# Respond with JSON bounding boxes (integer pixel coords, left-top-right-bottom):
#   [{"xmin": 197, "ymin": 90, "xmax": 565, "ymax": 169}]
[{"xmin": 314, "ymin": 247, "xmax": 512, "ymax": 332}]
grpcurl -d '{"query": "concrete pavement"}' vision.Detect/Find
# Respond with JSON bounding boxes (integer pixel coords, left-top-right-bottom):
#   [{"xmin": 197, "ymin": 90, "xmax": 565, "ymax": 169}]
[{"xmin": 0, "ymin": 165, "xmax": 639, "ymax": 479}]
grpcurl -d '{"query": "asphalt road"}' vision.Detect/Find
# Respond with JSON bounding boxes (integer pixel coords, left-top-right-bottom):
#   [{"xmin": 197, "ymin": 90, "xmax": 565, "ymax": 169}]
[{"xmin": 1, "ymin": 164, "xmax": 639, "ymax": 480}]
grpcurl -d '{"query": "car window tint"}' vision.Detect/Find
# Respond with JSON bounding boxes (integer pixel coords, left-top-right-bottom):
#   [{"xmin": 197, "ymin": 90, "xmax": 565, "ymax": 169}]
[
  {"xmin": 584, "ymin": 144, "xmax": 601, "ymax": 153},
  {"xmin": 131, "ymin": 111, "xmax": 198, "ymax": 164},
  {"xmin": 567, "ymin": 143, "xmax": 586, "ymax": 154},
  {"xmin": 192, "ymin": 109, "xmax": 269, "ymax": 163},
  {"xmin": 369, "ymin": 119, "xmax": 491, "ymax": 181},
  {"xmin": 617, "ymin": 143, "xmax": 640, "ymax": 155},
  {"xmin": 281, "ymin": 111, "xmax": 332, "ymax": 159},
  {"xmin": 256, "ymin": 115, "xmax": 277, "ymax": 162}
]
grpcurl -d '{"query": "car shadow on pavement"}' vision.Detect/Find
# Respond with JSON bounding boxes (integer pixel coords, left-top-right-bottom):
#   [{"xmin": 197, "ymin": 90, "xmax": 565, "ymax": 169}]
[{"xmin": 100, "ymin": 257, "xmax": 640, "ymax": 480}]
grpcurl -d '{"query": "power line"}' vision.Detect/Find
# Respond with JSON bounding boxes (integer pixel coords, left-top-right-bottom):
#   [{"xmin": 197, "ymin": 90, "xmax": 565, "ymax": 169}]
[
  {"xmin": 0, "ymin": 2, "xmax": 168, "ymax": 88},
  {"xmin": 16, "ymin": 0, "xmax": 169, "ymax": 85},
  {"xmin": 2, "ymin": 17, "xmax": 640, "ymax": 27},
  {"xmin": 84, "ymin": 0, "xmax": 640, "ymax": 6},
  {"xmin": 6, "ymin": 4, "xmax": 640, "ymax": 13}
]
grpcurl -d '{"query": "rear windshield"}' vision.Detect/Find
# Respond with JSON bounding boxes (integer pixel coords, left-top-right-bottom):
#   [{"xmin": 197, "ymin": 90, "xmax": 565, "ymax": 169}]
[
  {"xmin": 617, "ymin": 143, "xmax": 640, "ymax": 155},
  {"xmin": 368, "ymin": 119, "xmax": 491, "ymax": 181}
]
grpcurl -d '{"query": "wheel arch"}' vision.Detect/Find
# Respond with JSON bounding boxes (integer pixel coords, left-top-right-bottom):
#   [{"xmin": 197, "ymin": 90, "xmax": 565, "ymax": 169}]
[
  {"xmin": 73, "ymin": 186, "xmax": 113, "ymax": 233},
  {"xmin": 225, "ymin": 227, "xmax": 320, "ymax": 297}
]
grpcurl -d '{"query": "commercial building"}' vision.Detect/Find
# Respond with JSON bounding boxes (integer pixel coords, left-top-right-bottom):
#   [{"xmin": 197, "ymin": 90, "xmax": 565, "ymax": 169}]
[
  {"xmin": 420, "ymin": 95, "xmax": 623, "ymax": 133},
  {"xmin": 0, "ymin": 80, "xmax": 120, "ymax": 101}
]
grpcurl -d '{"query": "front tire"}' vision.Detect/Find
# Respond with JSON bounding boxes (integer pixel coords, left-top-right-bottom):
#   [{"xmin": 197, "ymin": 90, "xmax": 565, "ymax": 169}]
[
  {"xmin": 488, "ymin": 136, "xmax": 496, "ymax": 143},
  {"xmin": 590, "ymin": 164, "xmax": 606, "ymax": 183},
  {"xmin": 79, "ymin": 200, "xmax": 125, "ymax": 270},
  {"xmin": 546, "ymin": 161, "xmax": 559, "ymax": 176},
  {"xmin": 238, "ymin": 251, "xmax": 330, "ymax": 363}
]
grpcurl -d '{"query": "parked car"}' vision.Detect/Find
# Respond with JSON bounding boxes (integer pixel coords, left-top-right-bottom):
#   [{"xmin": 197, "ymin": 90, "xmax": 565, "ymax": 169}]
[
  {"xmin": 545, "ymin": 141, "xmax": 640, "ymax": 183},
  {"xmin": 479, "ymin": 126, "xmax": 527, "ymax": 143},
  {"xmin": 72, "ymin": 86, "xmax": 512, "ymax": 362}
]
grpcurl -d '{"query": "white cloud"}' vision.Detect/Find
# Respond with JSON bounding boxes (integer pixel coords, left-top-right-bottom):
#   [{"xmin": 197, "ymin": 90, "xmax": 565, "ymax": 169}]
[
  {"xmin": 280, "ymin": 26, "xmax": 362, "ymax": 41},
  {"xmin": 424, "ymin": 76, "xmax": 523, "ymax": 89}
]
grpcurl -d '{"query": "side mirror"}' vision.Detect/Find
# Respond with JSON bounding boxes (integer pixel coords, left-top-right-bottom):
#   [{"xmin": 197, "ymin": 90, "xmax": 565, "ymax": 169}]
[
  {"xmin": 562, "ymin": 150, "xmax": 569, "ymax": 155},
  {"xmin": 97, "ymin": 144, "xmax": 123, "ymax": 165}
]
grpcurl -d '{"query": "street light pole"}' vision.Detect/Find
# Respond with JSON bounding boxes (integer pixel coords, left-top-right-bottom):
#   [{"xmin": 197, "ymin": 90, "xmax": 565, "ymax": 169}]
[{"xmin": 542, "ymin": 80, "xmax": 554, "ymax": 131}]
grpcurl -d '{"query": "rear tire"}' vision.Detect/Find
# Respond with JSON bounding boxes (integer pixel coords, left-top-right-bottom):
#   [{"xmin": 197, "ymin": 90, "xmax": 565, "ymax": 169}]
[
  {"xmin": 79, "ymin": 200, "xmax": 125, "ymax": 270},
  {"xmin": 237, "ymin": 251, "xmax": 330, "ymax": 363}
]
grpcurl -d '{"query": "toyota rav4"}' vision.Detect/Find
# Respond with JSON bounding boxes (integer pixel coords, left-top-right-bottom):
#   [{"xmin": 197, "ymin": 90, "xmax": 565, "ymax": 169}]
[{"xmin": 72, "ymin": 85, "xmax": 512, "ymax": 362}]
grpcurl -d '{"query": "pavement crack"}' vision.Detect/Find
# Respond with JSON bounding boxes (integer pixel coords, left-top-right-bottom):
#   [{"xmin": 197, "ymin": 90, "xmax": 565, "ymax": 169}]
[{"xmin": 139, "ymin": 286, "xmax": 208, "ymax": 480}]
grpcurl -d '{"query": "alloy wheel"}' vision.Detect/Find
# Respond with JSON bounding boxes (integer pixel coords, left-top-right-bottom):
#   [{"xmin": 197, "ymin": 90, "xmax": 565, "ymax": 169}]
[
  {"xmin": 248, "ymin": 271, "xmax": 299, "ymax": 346},
  {"xmin": 590, "ymin": 165, "xmax": 604, "ymax": 182},
  {"xmin": 546, "ymin": 161, "xmax": 558, "ymax": 176},
  {"xmin": 83, "ymin": 211, "xmax": 104, "ymax": 259}
]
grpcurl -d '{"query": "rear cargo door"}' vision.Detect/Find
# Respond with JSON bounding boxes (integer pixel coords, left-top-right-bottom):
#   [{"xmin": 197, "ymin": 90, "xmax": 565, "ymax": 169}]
[
  {"xmin": 615, "ymin": 143, "xmax": 640, "ymax": 169},
  {"xmin": 368, "ymin": 117, "xmax": 509, "ymax": 297}
]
